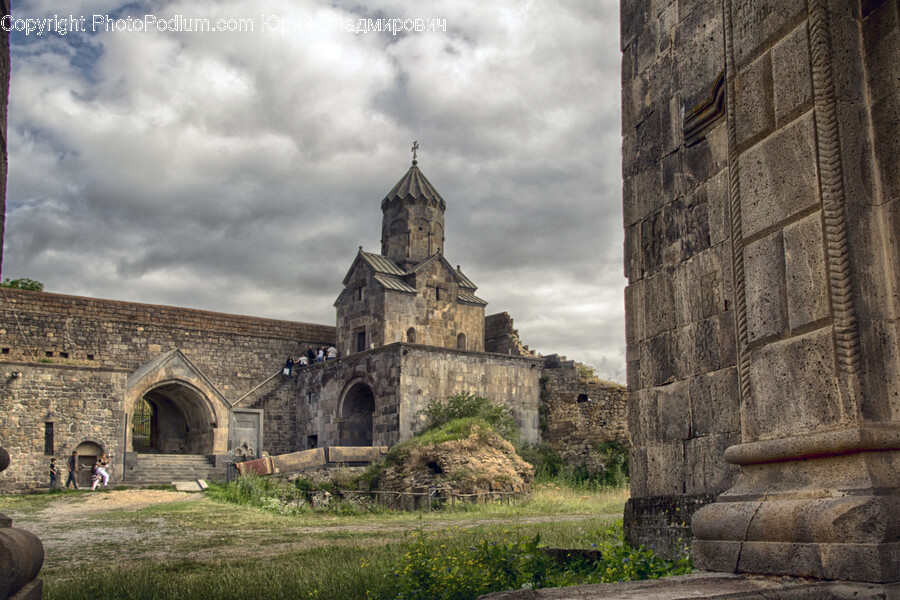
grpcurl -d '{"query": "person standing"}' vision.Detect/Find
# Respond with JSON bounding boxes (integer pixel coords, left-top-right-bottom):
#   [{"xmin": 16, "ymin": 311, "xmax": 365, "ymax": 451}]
[
  {"xmin": 316, "ymin": 348, "xmax": 324, "ymax": 363},
  {"xmin": 49, "ymin": 457, "xmax": 59, "ymax": 489},
  {"xmin": 65, "ymin": 451, "xmax": 79, "ymax": 489},
  {"xmin": 283, "ymin": 355, "xmax": 295, "ymax": 380}
]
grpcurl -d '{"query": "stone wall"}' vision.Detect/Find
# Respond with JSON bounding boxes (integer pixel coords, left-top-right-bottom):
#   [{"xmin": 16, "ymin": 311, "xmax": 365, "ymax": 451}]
[
  {"xmin": 0, "ymin": 289, "xmax": 335, "ymax": 490},
  {"xmin": 0, "ymin": 362, "xmax": 127, "ymax": 490},
  {"xmin": 621, "ymin": 0, "xmax": 740, "ymax": 555},
  {"xmin": 0, "ymin": 289, "xmax": 334, "ymax": 400},
  {"xmin": 295, "ymin": 343, "xmax": 543, "ymax": 449},
  {"xmin": 539, "ymin": 357, "xmax": 628, "ymax": 473},
  {"xmin": 624, "ymin": 0, "xmax": 900, "ymax": 582},
  {"xmin": 484, "ymin": 312, "xmax": 536, "ymax": 356}
]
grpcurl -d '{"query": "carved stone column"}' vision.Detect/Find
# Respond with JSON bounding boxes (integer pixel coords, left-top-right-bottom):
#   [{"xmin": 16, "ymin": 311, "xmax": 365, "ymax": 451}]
[
  {"xmin": 0, "ymin": 447, "xmax": 44, "ymax": 600},
  {"xmin": 692, "ymin": 0, "xmax": 900, "ymax": 582}
]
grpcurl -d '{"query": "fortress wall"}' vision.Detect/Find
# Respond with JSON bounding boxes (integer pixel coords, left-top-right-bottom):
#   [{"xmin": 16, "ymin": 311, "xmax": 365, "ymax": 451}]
[{"xmin": 0, "ymin": 288, "xmax": 335, "ymax": 400}]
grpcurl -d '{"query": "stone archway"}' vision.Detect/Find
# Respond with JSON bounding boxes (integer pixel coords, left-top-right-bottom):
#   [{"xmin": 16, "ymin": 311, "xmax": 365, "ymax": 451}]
[
  {"xmin": 125, "ymin": 350, "xmax": 232, "ymax": 456},
  {"xmin": 134, "ymin": 382, "xmax": 217, "ymax": 454},
  {"xmin": 339, "ymin": 382, "xmax": 376, "ymax": 447}
]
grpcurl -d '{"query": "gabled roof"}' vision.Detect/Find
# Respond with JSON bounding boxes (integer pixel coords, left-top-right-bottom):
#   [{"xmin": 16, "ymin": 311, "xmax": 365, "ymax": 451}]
[
  {"xmin": 381, "ymin": 164, "xmax": 446, "ymax": 210},
  {"xmin": 374, "ymin": 273, "xmax": 417, "ymax": 294},
  {"xmin": 410, "ymin": 253, "xmax": 479, "ymax": 291},
  {"xmin": 457, "ymin": 292, "xmax": 487, "ymax": 306},
  {"xmin": 342, "ymin": 249, "xmax": 405, "ymax": 285}
]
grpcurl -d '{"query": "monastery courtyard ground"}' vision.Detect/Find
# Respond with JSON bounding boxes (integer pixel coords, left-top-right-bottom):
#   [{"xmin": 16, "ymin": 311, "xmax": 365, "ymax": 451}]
[{"xmin": 0, "ymin": 485, "xmax": 628, "ymax": 598}]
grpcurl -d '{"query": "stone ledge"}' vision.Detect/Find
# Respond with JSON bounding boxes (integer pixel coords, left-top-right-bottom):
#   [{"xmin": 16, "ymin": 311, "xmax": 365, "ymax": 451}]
[{"xmin": 477, "ymin": 572, "xmax": 896, "ymax": 599}]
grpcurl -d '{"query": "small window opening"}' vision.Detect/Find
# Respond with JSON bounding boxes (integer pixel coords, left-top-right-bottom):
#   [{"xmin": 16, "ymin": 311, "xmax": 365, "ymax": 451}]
[
  {"xmin": 1, "ymin": 348, "xmax": 8, "ymax": 354},
  {"xmin": 577, "ymin": 394, "xmax": 589, "ymax": 403},
  {"xmin": 86, "ymin": 354, "xmax": 95, "ymax": 360},
  {"xmin": 307, "ymin": 435, "xmax": 318, "ymax": 449},
  {"xmin": 45, "ymin": 351, "xmax": 54, "ymax": 358},
  {"xmin": 406, "ymin": 328, "xmax": 416, "ymax": 343},
  {"xmin": 426, "ymin": 461, "xmax": 443, "ymax": 475},
  {"xmin": 44, "ymin": 423, "xmax": 54, "ymax": 455},
  {"xmin": 60, "ymin": 352, "xmax": 69, "ymax": 359}
]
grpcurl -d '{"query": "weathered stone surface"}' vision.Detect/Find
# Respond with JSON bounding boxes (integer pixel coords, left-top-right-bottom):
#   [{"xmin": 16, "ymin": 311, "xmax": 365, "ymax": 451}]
[
  {"xmin": 739, "ymin": 112, "xmax": 820, "ymax": 238},
  {"xmin": 730, "ymin": 0, "xmax": 807, "ymax": 70},
  {"xmin": 734, "ymin": 51, "xmax": 774, "ymax": 149},
  {"xmin": 689, "ymin": 367, "xmax": 740, "ymax": 437},
  {"xmin": 783, "ymin": 212, "xmax": 829, "ymax": 330},
  {"xmin": 746, "ymin": 327, "xmax": 842, "ymax": 440},
  {"xmin": 771, "ymin": 22, "xmax": 812, "ymax": 127},
  {"xmin": 743, "ymin": 231, "xmax": 787, "ymax": 344}
]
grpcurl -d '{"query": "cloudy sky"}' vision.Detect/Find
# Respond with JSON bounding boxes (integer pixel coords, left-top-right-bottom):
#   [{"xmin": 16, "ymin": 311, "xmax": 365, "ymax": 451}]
[{"xmin": 2, "ymin": 1, "xmax": 626, "ymax": 381}]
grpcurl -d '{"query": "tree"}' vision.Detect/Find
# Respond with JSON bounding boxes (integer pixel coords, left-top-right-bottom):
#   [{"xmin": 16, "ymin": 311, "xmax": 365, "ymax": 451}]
[{"xmin": 0, "ymin": 278, "xmax": 44, "ymax": 291}]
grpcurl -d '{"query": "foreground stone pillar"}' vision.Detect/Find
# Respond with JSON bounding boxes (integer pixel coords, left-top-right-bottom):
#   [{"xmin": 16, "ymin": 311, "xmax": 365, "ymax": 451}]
[
  {"xmin": 0, "ymin": 447, "xmax": 44, "ymax": 600},
  {"xmin": 691, "ymin": 0, "xmax": 900, "ymax": 583}
]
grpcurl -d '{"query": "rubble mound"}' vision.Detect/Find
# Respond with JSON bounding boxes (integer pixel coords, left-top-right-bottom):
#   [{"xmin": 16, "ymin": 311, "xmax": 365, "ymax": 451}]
[{"xmin": 375, "ymin": 421, "xmax": 534, "ymax": 501}]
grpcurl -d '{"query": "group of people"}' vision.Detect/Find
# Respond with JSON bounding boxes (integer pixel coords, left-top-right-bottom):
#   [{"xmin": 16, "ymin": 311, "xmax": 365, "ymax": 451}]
[
  {"xmin": 282, "ymin": 346, "xmax": 338, "ymax": 379},
  {"xmin": 49, "ymin": 450, "xmax": 110, "ymax": 490}
]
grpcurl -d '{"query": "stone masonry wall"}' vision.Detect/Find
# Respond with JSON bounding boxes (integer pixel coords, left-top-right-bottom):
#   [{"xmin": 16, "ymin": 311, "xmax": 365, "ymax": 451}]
[
  {"xmin": 0, "ymin": 289, "xmax": 335, "ymax": 490},
  {"xmin": 484, "ymin": 312, "xmax": 537, "ymax": 356},
  {"xmin": 621, "ymin": 0, "xmax": 741, "ymax": 555},
  {"xmin": 295, "ymin": 343, "xmax": 543, "ymax": 449},
  {"xmin": 0, "ymin": 362, "xmax": 127, "ymax": 490},
  {"xmin": 0, "ymin": 289, "xmax": 335, "ymax": 401},
  {"xmin": 540, "ymin": 358, "xmax": 629, "ymax": 474}
]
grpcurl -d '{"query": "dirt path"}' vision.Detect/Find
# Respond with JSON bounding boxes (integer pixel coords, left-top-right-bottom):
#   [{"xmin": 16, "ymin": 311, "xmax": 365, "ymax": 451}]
[{"xmin": 3, "ymin": 489, "xmax": 620, "ymax": 572}]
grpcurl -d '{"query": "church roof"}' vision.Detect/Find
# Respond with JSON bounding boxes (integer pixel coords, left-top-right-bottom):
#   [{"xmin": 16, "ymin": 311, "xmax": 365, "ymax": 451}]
[
  {"xmin": 373, "ymin": 274, "xmax": 417, "ymax": 294},
  {"xmin": 381, "ymin": 164, "xmax": 446, "ymax": 210},
  {"xmin": 359, "ymin": 251, "xmax": 406, "ymax": 276},
  {"xmin": 410, "ymin": 254, "xmax": 479, "ymax": 291},
  {"xmin": 457, "ymin": 291, "xmax": 487, "ymax": 306}
]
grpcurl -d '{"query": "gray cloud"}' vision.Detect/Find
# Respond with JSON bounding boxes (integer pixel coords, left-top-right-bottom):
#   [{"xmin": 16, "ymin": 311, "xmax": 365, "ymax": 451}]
[{"xmin": 3, "ymin": 0, "xmax": 626, "ymax": 381}]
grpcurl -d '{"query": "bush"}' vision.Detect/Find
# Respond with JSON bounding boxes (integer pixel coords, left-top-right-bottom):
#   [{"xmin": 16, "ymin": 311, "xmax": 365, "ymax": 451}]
[
  {"xmin": 0, "ymin": 277, "xmax": 43, "ymax": 291},
  {"xmin": 516, "ymin": 442, "xmax": 630, "ymax": 489},
  {"xmin": 420, "ymin": 392, "xmax": 519, "ymax": 443},
  {"xmin": 375, "ymin": 520, "xmax": 692, "ymax": 600}
]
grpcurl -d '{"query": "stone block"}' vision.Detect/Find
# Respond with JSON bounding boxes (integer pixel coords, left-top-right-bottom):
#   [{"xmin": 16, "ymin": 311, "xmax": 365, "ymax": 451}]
[
  {"xmin": 643, "ymin": 271, "xmax": 675, "ymax": 338},
  {"xmin": 624, "ymin": 163, "xmax": 661, "ymax": 227},
  {"xmin": 746, "ymin": 327, "xmax": 842, "ymax": 441},
  {"xmin": 681, "ymin": 137, "xmax": 717, "ymax": 191},
  {"xmin": 624, "ymin": 281, "xmax": 645, "ymax": 345},
  {"xmin": 620, "ymin": 0, "xmax": 649, "ymax": 51},
  {"xmin": 734, "ymin": 51, "xmax": 775, "ymax": 149},
  {"xmin": 631, "ymin": 387, "xmax": 659, "ymax": 445},
  {"xmin": 744, "ymin": 231, "xmax": 787, "ymax": 344},
  {"xmin": 690, "ymin": 367, "xmax": 740, "ymax": 437},
  {"xmin": 624, "ymin": 223, "xmax": 643, "ymax": 282},
  {"xmin": 739, "ymin": 112, "xmax": 820, "ymax": 238},
  {"xmin": 706, "ymin": 170, "xmax": 729, "ymax": 246},
  {"xmin": 655, "ymin": 379, "xmax": 691, "ymax": 442},
  {"xmin": 684, "ymin": 433, "xmax": 740, "ymax": 496},
  {"xmin": 856, "ymin": 320, "xmax": 900, "ymax": 422},
  {"xmin": 783, "ymin": 212, "xmax": 829, "ymax": 330},
  {"xmin": 675, "ymin": 0, "xmax": 725, "ymax": 111},
  {"xmin": 828, "ymin": 2, "xmax": 868, "ymax": 106},
  {"xmin": 846, "ymin": 203, "xmax": 895, "ymax": 323},
  {"xmin": 730, "ymin": 0, "xmax": 807, "ymax": 70},
  {"xmin": 771, "ymin": 22, "xmax": 812, "ymax": 127},
  {"xmin": 628, "ymin": 447, "xmax": 649, "ymax": 497},
  {"xmin": 871, "ymin": 90, "xmax": 900, "ymax": 203},
  {"xmin": 646, "ymin": 442, "xmax": 685, "ymax": 496},
  {"xmin": 641, "ymin": 332, "xmax": 675, "ymax": 388},
  {"xmin": 862, "ymin": 1, "xmax": 900, "ymax": 106},
  {"xmin": 837, "ymin": 102, "xmax": 878, "ymax": 207}
]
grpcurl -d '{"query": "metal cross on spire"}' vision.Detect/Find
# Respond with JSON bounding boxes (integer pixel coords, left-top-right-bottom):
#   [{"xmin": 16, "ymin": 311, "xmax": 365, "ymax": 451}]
[{"xmin": 411, "ymin": 140, "xmax": 419, "ymax": 165}]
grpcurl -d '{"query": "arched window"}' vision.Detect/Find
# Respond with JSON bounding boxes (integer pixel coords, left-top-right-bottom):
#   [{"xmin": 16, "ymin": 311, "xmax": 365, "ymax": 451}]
[
  {"xmin": 407, "ymin": 328, "xmax": 416, "ymax": 343},
  {"xmin": 457, "ymin": 333, "xmax": 466, "ymax": 350}
]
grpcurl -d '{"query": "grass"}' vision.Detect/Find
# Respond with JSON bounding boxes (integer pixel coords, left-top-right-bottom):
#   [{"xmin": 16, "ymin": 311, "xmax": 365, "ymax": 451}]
[{"xmin": 0, "ymin": 482, "xmax": 695, "ymax": 600}]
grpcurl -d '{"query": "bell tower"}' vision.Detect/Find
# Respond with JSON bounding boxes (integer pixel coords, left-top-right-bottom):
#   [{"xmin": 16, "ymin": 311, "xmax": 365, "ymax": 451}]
[{"xmin": 380, "ymin": 142, "xmax": 446, "ymax": 270}]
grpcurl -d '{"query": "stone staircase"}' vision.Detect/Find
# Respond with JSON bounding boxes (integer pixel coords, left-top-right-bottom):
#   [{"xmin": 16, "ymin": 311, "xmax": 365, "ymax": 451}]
[{"xmin": 123, "ymin": 454, "xmax": 226, "ymax": 484}]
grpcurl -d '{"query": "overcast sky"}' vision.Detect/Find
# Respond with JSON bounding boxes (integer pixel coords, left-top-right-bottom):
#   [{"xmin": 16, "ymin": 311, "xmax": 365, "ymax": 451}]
[{"xmin": 2, "ymin": 0, "xmax": 626, "ymax": 382}]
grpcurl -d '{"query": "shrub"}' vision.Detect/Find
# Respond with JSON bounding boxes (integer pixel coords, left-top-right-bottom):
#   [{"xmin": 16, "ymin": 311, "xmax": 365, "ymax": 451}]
[
  {"xmin": 375, "ymin": 520, "xmax": 693, "ymax": 600},
  {"xmin": 420, "ymin": 392, "xmax": 519, "ymax": 443}
]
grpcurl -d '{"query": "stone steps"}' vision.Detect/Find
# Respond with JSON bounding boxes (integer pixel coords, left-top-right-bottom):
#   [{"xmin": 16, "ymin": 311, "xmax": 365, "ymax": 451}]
[{"xmin": 124, "ymin": 454, "xmax": 225, "ymax": 484}]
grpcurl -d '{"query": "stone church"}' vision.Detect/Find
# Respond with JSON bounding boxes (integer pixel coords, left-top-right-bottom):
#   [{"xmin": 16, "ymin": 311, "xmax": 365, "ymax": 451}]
[{"xmin": 0, "ymin": 156, "xmax": 627, "ymax": 491}]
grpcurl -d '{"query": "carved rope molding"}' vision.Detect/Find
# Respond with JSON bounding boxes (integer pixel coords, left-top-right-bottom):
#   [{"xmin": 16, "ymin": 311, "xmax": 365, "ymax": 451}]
[
  {"xmin": 723, "ymin": 0, "xmax": 752, "ymax": 406},
  {"xmin": 808, "ymin": 0, "xmax": 862, "ymax": 409}
]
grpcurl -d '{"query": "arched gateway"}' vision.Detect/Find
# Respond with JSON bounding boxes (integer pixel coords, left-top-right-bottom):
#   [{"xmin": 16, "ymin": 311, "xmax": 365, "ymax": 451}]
[{"xmin": 125, "ymin": 350, "xmax": 232, "ymax": 456}]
